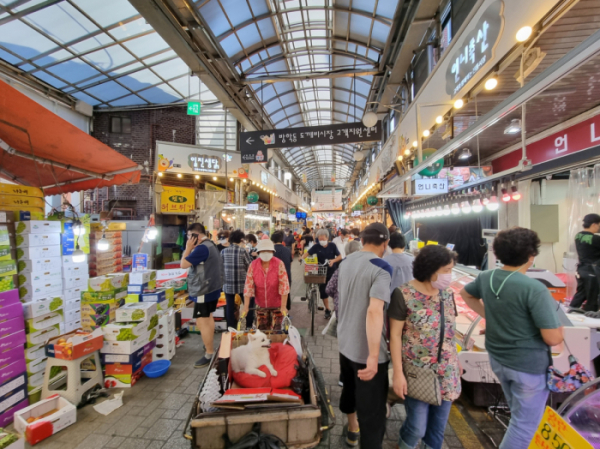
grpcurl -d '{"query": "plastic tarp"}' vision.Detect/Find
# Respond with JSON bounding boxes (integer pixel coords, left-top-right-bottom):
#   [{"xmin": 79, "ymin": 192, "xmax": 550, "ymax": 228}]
[{"xmin": 0, "ymin": 80, "xmax": 141, "ymax": 196}]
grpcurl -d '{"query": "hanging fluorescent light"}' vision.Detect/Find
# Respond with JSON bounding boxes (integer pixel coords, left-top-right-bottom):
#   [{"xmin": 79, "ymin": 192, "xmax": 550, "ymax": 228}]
[
  {"xmin": 451, "ymin": 203, "xmax": 461, "ymax": 215},
  {"xmin": 443, "ymin": 205, "xmax": 451, "ymax": 216},
  {"xmin": 511, "ymin": 186, "xmax": 522, "ymax": 201},
  {"xmin": 195, "ymin": 175, "xmax": 200, "ymax": 179},
  {"xmin": 147, "ymin": 226, "xmax": 158, "ymax": 240},
  {"xmin": 501, "ymin": 188, "xmax": 511, "ymax": 202},
  {"xmin": 472, "ymin": 199, "xmax": 483, "ymax": 213},
  {"xmin": 461, "ymin": 201, "xmax": 472, "ymax": 214},
  {"xmin": 504, "ymin": 119, "xmax": 522, "ymax": 134},
  {"xmin": 362, "ymin": 111, "xmax": 378, "ymax": 127},
  {"xmin": 97, "ymin": 236, "xmax": 110, "ymax": 251},
  {"xmin": 72, "ymin": 220, "xmax": 85, "ymax": 236},
  {"xmin": 458, "ymin": 148, "xmax": 472, "ymax": 160},
  {"xmin": 487, "ymin": 196, "xmax": 500, "ymax": 211}
]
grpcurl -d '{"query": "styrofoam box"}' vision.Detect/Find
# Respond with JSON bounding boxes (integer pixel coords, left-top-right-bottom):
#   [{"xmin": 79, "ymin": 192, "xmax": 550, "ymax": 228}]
[
  {"xmin": 64, "ymin": 319, "xmax": 81, "ymax": 334},
  {"xmin": 14, "ymin": 395, "xmax": 77, "ymax": 445},
  {"xmin": 17, "ymin": 245, "xmax": 61, "ymax": 260},
  {"xmin": 101, "ymin": 330, "xmax": 152, "ymax": 355},
  {"xmin": 17, "ymin": 257, "xmax": 61, "ymax": 274},
  {"xmin": 64, "ymin": 298, "xmax": 81, "ymax": 312},
  {"xmin": 15, "ymin": 233, "xmax": 61, "ymax": 248},
  {"xmin": 18, "ymin": 270, "xmax": 62, "ymax": 286},
  {"xmin": 62, "ymin": 264, "xmax": 88, "ymax": 278},
  {"xmin": 25, "ymin": 356, "xmax": 47, "ymax": 376},
  {"xmin": 63, "ymin": 308, "xmax": 81, "ymax": 323},
  {"xmin": 22, "ymin": 298, "xmax": 64, "ymax": 319},
  {"xmin": 19, "ymin": 281, "xmax": 62, "ymax": 302},
  {"xmin": 61, "ymin": 255, "xmax": 88, "ymax": 267},
  {"xmin": 24, "ymin": 344, "xmax": 45, "ymax": 363},
  {"xmin": 63, "ymin": 287, "xmax": 84, "ymax": 301},
  {"xmin": 15, "ymin": 221, "xmax": 61, "ymax": 235},
  {"xmin": 62, "ymin": 275, "xmax": 89, "ymax": 290},
  {"xmin": 25, "ymin": 310, "xmax": 64, "ymax": 333}
]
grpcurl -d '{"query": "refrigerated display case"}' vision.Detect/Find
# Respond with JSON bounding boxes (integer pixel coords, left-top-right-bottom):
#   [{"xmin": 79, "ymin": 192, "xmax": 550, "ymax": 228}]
[{"xmin": 557, "ymin": 377, "xmax": 600, "ymax": 448}]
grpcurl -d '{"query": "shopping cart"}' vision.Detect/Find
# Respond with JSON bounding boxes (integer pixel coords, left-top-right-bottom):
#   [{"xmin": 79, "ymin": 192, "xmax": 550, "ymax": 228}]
[{"xmin": 304, "ymin": 263, "xmax": 328, "ymax": 337}]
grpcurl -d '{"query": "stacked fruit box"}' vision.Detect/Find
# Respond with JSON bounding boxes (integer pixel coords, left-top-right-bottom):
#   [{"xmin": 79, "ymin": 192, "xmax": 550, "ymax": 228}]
[
  {"xmin": 80, "ymin": 274, "xmax": 129, "ymax": 332},
  {"xmin": 88, "ymin": 231, "xmax": 123, "ymax": 277},
  {"xmin": 15, "ymin": 220, "xmax": 63, "ymax": 406}
]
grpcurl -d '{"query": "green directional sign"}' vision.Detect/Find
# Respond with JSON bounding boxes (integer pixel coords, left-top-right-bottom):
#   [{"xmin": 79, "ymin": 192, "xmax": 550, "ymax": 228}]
[{"xmin": 187, "ymin": 101, "xmax": 202, "ymax": 116}]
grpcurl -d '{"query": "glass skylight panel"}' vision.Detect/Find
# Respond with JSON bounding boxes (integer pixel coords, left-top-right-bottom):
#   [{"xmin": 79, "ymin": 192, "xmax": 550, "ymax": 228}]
[
  {"xmin": 24, "ymin": 3, "xmax": 98, "ymax": 44},
  {"xmin": 108, "ymin": 18, "xmax": 154, "ymax": 41},
  {"xmin": 72, "ymin": 91, "xmax": 101, "ymax": 106},
  {"xmin": 197, "ymin": 0, "xmax": 230, "ymax": 36},
  {"xmin": 117, "ymin": 69, "xmax": 162, "ymax": 90},
  {"xmin": 142, "ymin": 50, "xmax": 176, "ymax": 66},
  {"xmin": 236, "ymin": 24, "xmax": 262, "ymax": 52},
  {"xmin": 72, "ymin": 0, "xmax": 139, "ymax": 28},
  {"xmin": 109, "ymin": 61, "xmax": 143, "ymax": 75},
  {"xmin": 85, "ymin": 80, "xmax": 130, "ymax": 101},
  {"xmin": 34, "ymin": 48, "xmax": 72, "ymax": 67},
  {"xmin": 108, "ymin": 94, "xmax": 144, "ymax": 107},
  {"xmin": 84, "ymin": 45, "xmax": 135, "ymax": 71},
  {"xmin": 169, "ymin": 76, "xmax": 199, "ymax": 99},
  {"xmin": 0, "ymin": 20, "xmax": 57, "ymax": 58},
  {"xmin": 70, "ymin": 34, "xmax": 114, "ymax": 54},
  {"xmin": 285, "ymin": 11, "xmax": 303, "ymax": 26},
  {"xmin": 34, "ymin": 71, "xmax": 66, "ymax": 88},
  {"xmin": 122, "ymin": 33, "xmax": 169, "ymax": 58},
  {"xmin": 47, "ymin": 59, "xmax": 102, "ymax": 84},
  {"xmin": 151, "ymin": 58, "xmax": 189, "ymax": 80},
  {"xmin": 138, "ymin": 84, "xmax": 182, "ymax": 103}
]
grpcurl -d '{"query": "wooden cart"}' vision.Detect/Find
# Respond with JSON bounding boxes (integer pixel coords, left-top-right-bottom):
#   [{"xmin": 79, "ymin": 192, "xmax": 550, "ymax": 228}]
[{"xmin": 183, "ymin": 333, "xmax": 335, "ymax": 449}]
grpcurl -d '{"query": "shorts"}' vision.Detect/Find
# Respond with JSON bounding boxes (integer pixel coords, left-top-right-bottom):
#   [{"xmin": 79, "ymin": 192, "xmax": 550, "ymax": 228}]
[{"xmin": 193, "ymin": 300, "xmax": 218, "ymax": 318}]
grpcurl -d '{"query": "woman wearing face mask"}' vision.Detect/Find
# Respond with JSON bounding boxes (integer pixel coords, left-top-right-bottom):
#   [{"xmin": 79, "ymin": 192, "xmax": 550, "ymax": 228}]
[
  {"xmin": 243, "ymin": 239, "xmax": 290, "ymax": 318},
  {"xmin": 303, "ymin": 229, "xmax": 342, "ymax": 319},
  {"xmin": 388, "ymin": 245, "xmax": 460, "ymax": 449},
  {"xmin": 216, "ymin": 230, "xmax": 230, "ymax": 254}
]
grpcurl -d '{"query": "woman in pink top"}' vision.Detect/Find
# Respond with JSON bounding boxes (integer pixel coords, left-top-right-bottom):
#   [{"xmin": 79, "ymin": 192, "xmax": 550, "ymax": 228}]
[{"xmin": 243, "ymin": 239, "xmax": 290, "ymax": 315}]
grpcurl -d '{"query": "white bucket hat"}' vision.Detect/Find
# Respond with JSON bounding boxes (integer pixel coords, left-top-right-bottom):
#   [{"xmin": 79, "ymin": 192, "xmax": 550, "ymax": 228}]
[{"xmin": 255, "ymin": 239, "xmax": 275, "ymax": 253}]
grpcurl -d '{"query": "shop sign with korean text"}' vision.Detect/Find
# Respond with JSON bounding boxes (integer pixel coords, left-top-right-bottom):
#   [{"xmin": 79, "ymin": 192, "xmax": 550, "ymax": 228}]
[
  {"xmin": 446, "ymin": 1, "xmax": 504, "ymax": 97},
  {"xmin": 240, "ymin": 122, "xmax": 382, "ymax": 163},
  {"xmin": 160, "ymin": 186, "xmax": 195, "ymax": 214},
  {"xmin": 414, "ymin": 178, "xmax": 449, "ymax": 195},
  {"xmin": 528, "ymin": 406, "xmax": 592, "ymax": 449},
  {"xmin": 156, "ymin": 141, "xmax": 245, "ymax": 178}
]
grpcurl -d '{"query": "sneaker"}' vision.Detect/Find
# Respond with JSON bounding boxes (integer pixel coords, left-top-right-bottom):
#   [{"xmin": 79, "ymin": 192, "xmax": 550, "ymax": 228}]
[
  {"xmin": 324, "ymin": 309, "xmax": 332, "ymax": 320},
  {"xmin": 194, "ymin": 355, "xmax": 212, "ymax": 368},
  {"xmin": 346, "ymin": 428, "xmax": 360, "ymax": 447}
]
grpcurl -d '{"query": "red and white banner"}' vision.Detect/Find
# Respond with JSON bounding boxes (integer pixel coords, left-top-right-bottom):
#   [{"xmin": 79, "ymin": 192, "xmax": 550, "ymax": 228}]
[{"xmin": 492, "ymin": 114, "xmax": 600, "ymax": 172}]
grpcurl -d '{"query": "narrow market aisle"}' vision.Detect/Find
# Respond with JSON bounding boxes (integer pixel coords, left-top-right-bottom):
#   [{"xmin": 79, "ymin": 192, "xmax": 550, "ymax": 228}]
[{"xmin": 21, "ymin": 333, "xmax": 217, "ymax": 449}]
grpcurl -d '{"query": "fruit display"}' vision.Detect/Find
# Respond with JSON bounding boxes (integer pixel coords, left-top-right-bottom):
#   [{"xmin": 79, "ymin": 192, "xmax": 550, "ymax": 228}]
[
  {"xmin": 0, "ymin": 276, "xmax": 14, "ymax": 293},
  {"xmin": 0, "ymin": 428, "xmax": 19, "ymax": 448}
]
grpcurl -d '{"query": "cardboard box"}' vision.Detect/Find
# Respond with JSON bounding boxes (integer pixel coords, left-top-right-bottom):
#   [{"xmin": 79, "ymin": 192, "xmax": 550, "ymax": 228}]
[
  {"xmin": 104, "ymin": 356, "xmax": 143, "ymax": 375},
  {"xmin": 88, "ymin": 274, "xmax": 128, "ymax": 292},
  {"xmin": 61, "ymin": 255, "xmax": 87, "ymax": 266},
  {"xmin": 25, "ymin": 357, "xmax": 46, "ymax": 376},
  {"xmin": 156, "ymin": 299, "xmax": 170, "ymax": 312},
  {"xmin": 0, "ymin": 398, "xmax": 28, "ymax": 428},
  {"xmin": 0, "ymin": 358, "xmax": 26, "ymax": 385},
  {"xmin": 101, "ymin": 314, "xmax": 158, "ymax": 341},
  {"xmin": 103, "ymin": 368, "xmax": 142, "ymax": 388},
  {"xmin": 91, "ymin": 222, "xmax": 125, "ymax": 231},
  {"xmin": 127, "ymin": 281, "xmax": 157, "ymax": 294},
  {"xmin": 0, "ymin": 346, "xmax": 25, "ymax": 368},
  {"xmin": 64, "ymin": 298, "xmax": 81, "ymax": 312},
  {"xmin": 101, "ymin": 340, "xmax": 156, "ymax": 365},
  {"xmin": 81, "ymin": 287, "xmax": 127, "ymax": 302},
  {"xmin": 64, "ymin": 319, "xmax": 81, "ymax": 334},
  {"xmin": 14, "ymin": 394, "xmax": 77, "ymax": 445},
  {"xmin": 128, "ymin": 271, "xmax": 156, "ymax": 285},
  {"xmin": 22, "ymin": 298, "xmax": 63, "ymax": 319},
  {"xmin": 24, "ymin": 344, "xmax": 45, "ymax": 363},
  {"xmin": 156, "ymin": 268, "xmax": 188, "ymax": 291},
  {"xmin": 0, "ymin": 260, "xmax": 17, "ymax": 277},
  {"xmin": 63, "ymin": 308, "xmax": 80, "ymax": 323},
  {"xmin": 17, "ymin": 257, "xmax": 61, "ymax": 274},
  {"xmin": 27, "ymin": 370, "xmax": 44, "ymax": 394},
  {"xmin": 0, "ymin": 275, "xmax": 16, "ymax": 294},
  {"xmin": 15, "ymin": 233, "xmax": 61, "ymax": 248},
  {"xmin": 25, "ymin": 310, "xmax": 64, "ymax": 333},
  {"xmin": 0, "ymin": 316, "xmax": 24, "ymax": 339},
  {"xmin": 62, "ymin": 275, "xmax": 89, "ymax": 290},
  {"xmin": 101, "ymin": 330, "xmax": 152, "ymax": 355},
  {"xmin": 15, "ymin": 221, "xmax": 61, "ymax": 235},
  {"xmin": 0, "ymin": 246, "xmax": 17, "ymax": 262},
  {"xmin": 0, "ymin": 372, "xmax": 27, "ymax": 404},
  {"xmin": 26, "ymin": 324, "xmax": 60, "ymax": 348},
  {"xmin": 80, "ymin": 311, "xmax": 116, "ymax": 331},
  {"xmin": 140, "ymin": 289, "xmax": 166, "ymax": 303},
  {"xmin": 115, "ymin": 302, "xmax": 157, "ymax": 323},
  {"xmin": 0, "ymin": 384, "xmax": 27, "ymax": 423},
  {"xmin": 125, "ymin": 294, "xmax": 139, "ymax": 303},
  {"xmin": 0, "ymin": 288, "xmax": 19, "ymax": 307},
  {"xmin": 0, "ymin": 330, "xmax": 26, "ymax": 353},
  {"xmin": 62, "ymin": 264, "xmax": 88, "ymax": 277},
  {"xmin": 45, "ymin": 328, "xmax": 103, "ymax": 360},
  {"xmin": 18, "ymin": 270, "xmax": 62, "ymax": 287},
  {"xmin": 0, "ymin": 301, "xmax": 23, "ymax": 322},
  {"xmin": 19, "ymin": 280, "xmax": 62, "ymax": 302},
  {"xmin": 16, "ymin": 245, "xmax": 62, "ymax": 261}
]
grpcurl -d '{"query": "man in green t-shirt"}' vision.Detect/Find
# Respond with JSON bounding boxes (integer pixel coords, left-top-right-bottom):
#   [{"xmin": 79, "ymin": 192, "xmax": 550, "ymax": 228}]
[{"xmin": 460, "ymin": 227, "xmax": 563, "ymax": 449}]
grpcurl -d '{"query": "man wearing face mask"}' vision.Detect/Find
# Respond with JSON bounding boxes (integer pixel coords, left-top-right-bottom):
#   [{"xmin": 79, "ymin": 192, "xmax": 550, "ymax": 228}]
[
  {"xmin": 460, "ymin": 228, "xmax": 563, "ymax": 449},
  {"xmin": 216, "ymin": 230, "xmax": 230, "ymax": 254},
  {"xmin": 243, "ymin": 239, "xmax": 290, "ymax": 317},
  {"xmin": 332, "ymin": 228, "xmax": 349, "ymax": 258},
  {"xmin": 303, "ymin": 229, "xmax": 342, "ymax": 319}
]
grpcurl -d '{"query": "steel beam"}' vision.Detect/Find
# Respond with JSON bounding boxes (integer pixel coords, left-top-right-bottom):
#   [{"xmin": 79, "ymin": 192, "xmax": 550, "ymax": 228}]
[{"xmin": 239, "ymin": 69, "xmax": 382, "ymax": 84}]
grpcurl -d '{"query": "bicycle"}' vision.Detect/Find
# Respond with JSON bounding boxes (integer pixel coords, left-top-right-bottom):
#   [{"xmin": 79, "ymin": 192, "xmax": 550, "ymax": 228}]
[{"xmin": 303, "ymin": 262, "xmax": 328, "ymax": 337}]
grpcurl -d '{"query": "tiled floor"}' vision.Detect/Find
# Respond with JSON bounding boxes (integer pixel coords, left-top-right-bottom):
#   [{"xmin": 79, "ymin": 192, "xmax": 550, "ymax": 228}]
[{"xmin": 22, "ymin": 260, "xmax": 501, "ymax": 449}]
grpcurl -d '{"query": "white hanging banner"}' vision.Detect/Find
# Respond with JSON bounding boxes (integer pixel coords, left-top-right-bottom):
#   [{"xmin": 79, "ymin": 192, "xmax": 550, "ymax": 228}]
[{"xmin": 312, "ymin": 189, "xmax": 343, "ymax": 211}]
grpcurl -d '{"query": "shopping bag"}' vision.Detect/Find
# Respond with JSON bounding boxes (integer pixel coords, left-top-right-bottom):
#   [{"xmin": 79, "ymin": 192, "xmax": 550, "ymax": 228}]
[
  {"xmin": 547, "ymin": 355, "xmax": 593, "ymax": 393},
  {"xmin": 322, "ymin": 312, "xmax": 337, "ymax": 337},
  {"xmin": 285, "ymin": 323, "xmax": 303, "ymax": 358}
]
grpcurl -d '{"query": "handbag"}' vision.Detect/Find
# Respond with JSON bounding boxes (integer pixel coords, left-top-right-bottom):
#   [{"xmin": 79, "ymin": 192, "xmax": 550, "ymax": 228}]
[
  {"xmin": 547, "ymin": 340, "xmax": 593, "ymax": 393},
  {"xmin": 402, "ymin": 297, "xmax": 444, "ymax": 406}
]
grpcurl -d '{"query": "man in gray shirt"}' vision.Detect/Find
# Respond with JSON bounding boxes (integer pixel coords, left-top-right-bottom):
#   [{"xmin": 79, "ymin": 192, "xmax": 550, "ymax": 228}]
[
  {"xmin": 337, "ymin": 222, "xmax": 392, "ymax": 448},
  {"xmin": 383, "ymin": 232, "xmax": 414, "ymax": 291}
]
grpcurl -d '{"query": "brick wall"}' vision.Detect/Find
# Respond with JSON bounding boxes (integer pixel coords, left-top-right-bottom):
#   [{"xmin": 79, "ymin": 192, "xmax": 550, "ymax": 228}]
[{"xmin": 91, "ymin": 106, "xmax": 196, "ymax": 218}]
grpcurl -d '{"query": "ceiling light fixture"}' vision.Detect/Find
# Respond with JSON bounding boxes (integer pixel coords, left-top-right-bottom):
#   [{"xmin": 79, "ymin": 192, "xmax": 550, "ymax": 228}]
[
  {"xmin": 404, "ymin": 148, "xmax": 411, "ymax": 156},
  {"xmin": 459, "ymin": 148, "xmax": 472, "ymax": 160},
  {"xmin": 412, "ymin": 141, "xmax": 418, "ymax": 148},
  {"xmin": 397, "ymin": 155, "xmax": 403, "ymax": 161},
  {"xmin": 147, "ymin": 226, "xmax": 158, "ymax": 240},
  {"xmin": 177, "ymin": 173, "xmax": 182, "ymax": 178},
  {"xmin": 157, "ymin": 172, "xmax": 163, "ymax": 177},
  {"xmin": 362, "ymin": 111, "xmax": 378, "ymax": 127},
  {"xmin": 487, "ymin": 196, "xmax": 500, "ymax": 211},
  {"xmin": 435, "ymin": 116, "xmax": 444, "ymax": 124},
  {"xmin": 443, "ymin": 205, "xmax": 451, "ymax": 216},
  {"xmin": 504, "ymin": 118, "xmax": 522, "ymax": 134},
  {"xmin": 501, "ymin": 188, "xmax": 511, "ymax": 202},
  {"xmin": 195, "ymin": 175, "xmax": 200, "ymax": 179},
  {"xmin": 482, "ymin": 196, "xmax": 490, "ymax": 206},
  {"xmin": 213, "ymin": 176, "xmax": 217, "ymax": 181},
  {"xmin": 451, "ymin": 203, "xmax": 461, "ymax": 215},
  {"xmin": 511, "ymin": 186, "xmax": 522, "ymax": 201},
  {"xmin": 461, "ymin": 201, "xmax": 472, "ymax": 214},
  {"xmin": 454, "ymin": 99, "xmax": 464, "ymax": 109},
  {"xmin": 423, "ymin": 129, "xmax": 430, "ymax": 137},
  {"xmin": 472, "ymin": 199, "xmax": 483, "ymax": 213},
  {"xmin": 516, "ymin": 26, "xmax": 533, "ymax": 42},
  {"xmin": 484, "ymin": 77, "xmax": 498, "ymax": 90}
]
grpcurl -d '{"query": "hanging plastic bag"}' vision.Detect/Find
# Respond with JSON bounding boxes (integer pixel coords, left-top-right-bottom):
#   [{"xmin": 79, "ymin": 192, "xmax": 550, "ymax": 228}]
[
  {"xmin": 285, "ymin": 323, "xmax": 303, "ymax": 358},
  {"xmin": 322, "ymin": 312, "xmax": 337, "ymax": 337}
]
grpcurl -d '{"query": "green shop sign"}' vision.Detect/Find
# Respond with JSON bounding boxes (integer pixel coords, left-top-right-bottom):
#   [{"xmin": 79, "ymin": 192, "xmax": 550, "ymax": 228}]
[
  {"xmin": 169, "ymin": 195, "xmax": 188, "ymax": 203},
  {"xmin": 289, "ymin": 208, "xmax": 296, "ymax": 214},
  {"xmin": 247, "ymin": 191, "xmax": 259, "ymax": 203},
  {"xmin": 366, "ymin": 196, "xmax": 378, "ymax": 206}
]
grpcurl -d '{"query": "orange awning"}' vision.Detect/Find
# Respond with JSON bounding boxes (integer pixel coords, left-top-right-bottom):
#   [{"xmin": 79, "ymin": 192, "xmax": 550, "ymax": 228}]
[{"xmin": 0, "ymin": 79, "xmax": 141, "ymax": 196}]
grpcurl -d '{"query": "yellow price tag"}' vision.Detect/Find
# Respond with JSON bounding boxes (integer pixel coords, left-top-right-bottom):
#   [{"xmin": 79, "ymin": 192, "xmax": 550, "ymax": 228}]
[{"xmin": 528, "ymin": 406, "xmax": 592, "ymax": 449}]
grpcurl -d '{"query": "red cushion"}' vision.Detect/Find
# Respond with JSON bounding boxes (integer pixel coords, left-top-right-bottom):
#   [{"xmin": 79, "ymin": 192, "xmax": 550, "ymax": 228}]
[{"xmin": 232, "ymin": 343, "xmax": 298, "ymax": 389}]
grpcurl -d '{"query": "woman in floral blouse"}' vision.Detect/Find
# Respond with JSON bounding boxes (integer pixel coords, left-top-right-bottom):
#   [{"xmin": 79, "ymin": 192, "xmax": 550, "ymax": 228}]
[{"xmin": 388, "ymin": 245, "xmax": 459, "ymax": 449}]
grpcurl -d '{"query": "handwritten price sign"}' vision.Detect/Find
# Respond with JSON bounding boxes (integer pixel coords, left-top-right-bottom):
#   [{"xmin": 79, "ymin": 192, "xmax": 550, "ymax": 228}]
[{"xmin": 528, "ymin": 407, "xmax": 592, "ymax": 449}]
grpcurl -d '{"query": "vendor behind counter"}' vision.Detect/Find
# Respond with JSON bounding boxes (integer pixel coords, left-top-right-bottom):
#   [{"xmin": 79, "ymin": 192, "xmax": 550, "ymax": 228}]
[{"xmin": 571, "ymin": 213, "xmax": 600, "ymax": 311}]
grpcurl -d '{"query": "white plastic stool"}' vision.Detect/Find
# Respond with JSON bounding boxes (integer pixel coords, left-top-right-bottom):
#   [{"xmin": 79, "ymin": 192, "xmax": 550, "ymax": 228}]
[{"xmin": 42, "ymin": 350, "xmax": 104, "ymax": 406}]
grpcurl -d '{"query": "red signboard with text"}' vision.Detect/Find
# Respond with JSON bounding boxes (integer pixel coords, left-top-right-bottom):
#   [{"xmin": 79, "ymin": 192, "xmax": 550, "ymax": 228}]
[{"xmin": 492, "ymin": 114, "xmax": 600, "ymax": 173}]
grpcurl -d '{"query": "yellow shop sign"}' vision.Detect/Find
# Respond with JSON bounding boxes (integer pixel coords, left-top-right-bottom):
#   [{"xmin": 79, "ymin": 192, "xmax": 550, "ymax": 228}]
[{"xmin": 160, "ymin": 186, "xmax": 195, "ymax": 214}]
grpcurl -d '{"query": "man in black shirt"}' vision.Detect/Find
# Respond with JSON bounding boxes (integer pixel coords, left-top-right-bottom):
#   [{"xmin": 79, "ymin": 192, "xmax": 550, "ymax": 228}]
[{"xmin": 571, "ymin": 213, "xmax": 600, "ymax": 311}]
